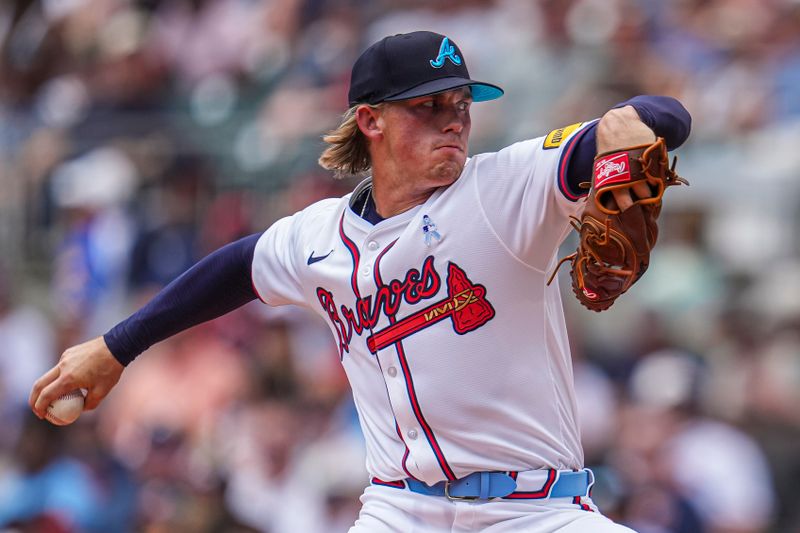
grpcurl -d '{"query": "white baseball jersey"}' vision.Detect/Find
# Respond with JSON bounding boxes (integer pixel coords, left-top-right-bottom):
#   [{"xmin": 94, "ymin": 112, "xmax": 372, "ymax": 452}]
[{"xmin": 252, "ymin": 121, "xmax": 595, "ymax": 487}]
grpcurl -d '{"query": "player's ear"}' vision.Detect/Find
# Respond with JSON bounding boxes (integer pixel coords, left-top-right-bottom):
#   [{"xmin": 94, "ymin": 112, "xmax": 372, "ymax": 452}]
[{"xmin": 355, "ymin": 104, "xmax": 384, "ymax": 140}]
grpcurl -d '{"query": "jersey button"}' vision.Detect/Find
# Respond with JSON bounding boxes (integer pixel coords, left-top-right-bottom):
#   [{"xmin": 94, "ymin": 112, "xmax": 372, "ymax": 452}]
[
  {"xmin": 387, "ymin": 366, "xmax": 397, "ymax": 377},
  {"xmin": 362, "ymin": 266, "xmax": 370, "ymax": 276},
  {"xmin": 407, "ymin": 429, "xmax": 418, "ymax": 440},
  {"xmin": 367, "ymin": 241, "xmax": 378, "ymax": 251}
]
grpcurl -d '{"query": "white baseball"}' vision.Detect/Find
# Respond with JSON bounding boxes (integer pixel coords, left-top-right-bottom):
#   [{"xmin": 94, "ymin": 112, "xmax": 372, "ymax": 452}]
[{"xmin": 46, "ymin": 389, "xmax": 86, "ymax": 426}]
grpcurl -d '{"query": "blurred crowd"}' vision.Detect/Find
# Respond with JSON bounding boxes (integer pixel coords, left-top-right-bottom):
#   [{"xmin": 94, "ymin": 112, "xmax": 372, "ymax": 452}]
[{"xmin": 0, "ymin": 0, "xmax": 799, "ymax": 532}]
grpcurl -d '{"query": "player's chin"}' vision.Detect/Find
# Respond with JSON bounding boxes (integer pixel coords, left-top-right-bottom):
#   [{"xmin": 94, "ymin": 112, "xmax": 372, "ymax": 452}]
[{"xmin": 430, "ymin": 159, "xmax": 465, "ymax": 185}]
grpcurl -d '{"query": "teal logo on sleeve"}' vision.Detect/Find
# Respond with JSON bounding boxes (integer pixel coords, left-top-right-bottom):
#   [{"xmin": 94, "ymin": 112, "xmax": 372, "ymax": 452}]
[{"xmin": 430, "ymin": 37, "xmax": 462, "ymax": 68}]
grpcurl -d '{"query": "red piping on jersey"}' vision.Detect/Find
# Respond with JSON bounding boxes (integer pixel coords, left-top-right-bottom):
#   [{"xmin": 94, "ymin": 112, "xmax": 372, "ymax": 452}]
[
  {"xmin": 338, "ymin": 215, "xmax": 362, "ymax": 299},
  {"xmin": 372, "ymin": 239, "xmax": 455, "ymax": 481},
  {"xmin": 573, "ymin": 496, "xmax": 593, "ymax": 512},
  {"xmin": 395, "ymin": 421, "xmax": 417, "ymax": 480},
  {"xmin": 504, "ymin": 468, "xmax": 557, "ymax": 499},
  {"xmin": 557, "ymin": 122, "xmax": 594, "ymax": 202},
  {"xmin": 372, "ymin": 239, "xmax": 397, "ymax": 300},
  {"xmin": 374, "ymin": 239, "xmax": 417, "ymax": 481},
  {"xmin": 371, "ymin": 477, "xmax": 406, "ymax": 489},
  {"xmin": 250, "ymin": 277, "xmax": 267, "ymax": 304},
  {"xmin": 393, "ymin": 338, "xmax": 456, "ymax": 480},
  {"xmin": 249, "ymin": 240, "xmax": 268, "ymax": 304}
]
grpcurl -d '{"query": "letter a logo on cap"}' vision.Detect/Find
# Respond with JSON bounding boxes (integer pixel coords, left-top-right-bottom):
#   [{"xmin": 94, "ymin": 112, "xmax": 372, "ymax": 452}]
[{"xmin": 430, "ymin": 37, "xmax": 462, "ymax": 68}]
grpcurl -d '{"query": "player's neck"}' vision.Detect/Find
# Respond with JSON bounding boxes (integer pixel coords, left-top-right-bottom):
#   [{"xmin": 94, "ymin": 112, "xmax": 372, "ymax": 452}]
[{"xmin": 370, "ymin": 174, "xmax": 436, "ymax": 218}]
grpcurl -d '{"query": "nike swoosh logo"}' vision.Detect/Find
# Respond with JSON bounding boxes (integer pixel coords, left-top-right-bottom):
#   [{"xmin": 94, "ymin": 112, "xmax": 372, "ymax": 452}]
[{"xmin": 307, "ymin": 250, "xmax": 333, "ymax": 265}]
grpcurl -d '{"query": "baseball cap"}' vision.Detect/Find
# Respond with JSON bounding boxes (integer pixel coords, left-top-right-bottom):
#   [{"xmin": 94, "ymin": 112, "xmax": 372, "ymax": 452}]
[{"xmin": 348, "ymin": 31, "xmax": 504, "ymax": 107}]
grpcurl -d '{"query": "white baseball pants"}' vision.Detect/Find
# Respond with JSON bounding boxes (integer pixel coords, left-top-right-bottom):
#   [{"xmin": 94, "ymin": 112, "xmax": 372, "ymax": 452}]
[{"xmin": 349, "ymin": 485, "xmax": 637, "ymax": 532}]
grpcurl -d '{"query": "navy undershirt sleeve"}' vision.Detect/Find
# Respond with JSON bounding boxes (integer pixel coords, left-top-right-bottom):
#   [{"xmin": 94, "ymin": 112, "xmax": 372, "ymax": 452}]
[
  {"xmin": 565, "ymin": 95, "xmax": 692, "ymax": 197},
  {"xmin": 104, "ymin": 233, "xmax": 260, "ymax": 366},
  {"xmin": 615, "ymin": 95, "xmax": 692, "ymax": 150}
]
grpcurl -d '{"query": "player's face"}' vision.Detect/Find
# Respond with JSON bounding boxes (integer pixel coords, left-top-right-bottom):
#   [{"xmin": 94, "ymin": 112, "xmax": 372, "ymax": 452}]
[{"xmin": 379, "ymin": 88, "xmax": 472, "ymax": 188}]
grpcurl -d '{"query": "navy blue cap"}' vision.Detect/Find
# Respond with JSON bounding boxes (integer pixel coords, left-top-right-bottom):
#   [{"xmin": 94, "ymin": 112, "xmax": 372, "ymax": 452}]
[{"xmin": 348, "ymin": 31, "xmax": 504, "ymax": 107}]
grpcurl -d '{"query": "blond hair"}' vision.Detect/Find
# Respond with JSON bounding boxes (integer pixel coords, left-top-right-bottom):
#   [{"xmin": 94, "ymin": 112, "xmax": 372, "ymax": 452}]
[{"xmin": 318, "ymin": 103, "xmax": 384, "ymax": 178}]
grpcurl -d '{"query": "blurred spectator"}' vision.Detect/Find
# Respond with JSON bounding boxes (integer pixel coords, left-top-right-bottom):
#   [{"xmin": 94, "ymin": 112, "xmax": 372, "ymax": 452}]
[
  {"xmin": 0, "ymin": 266, "xmax": 54, "ymax": 450},
  {"xmin": 0, "ymin": 415, "xmax": 137, "ymax": 532},
  {"xmin": 128, "ymin": 156, "xmax": 210, "ymax": 291},
  {"xmin": 219, "ymin": 400, "xmax": 330, "ymax": 532},
  {"xmin": 622, "ymin": 349, "xmax": 776, "ymax": 533},
  {"xmin": 49, "ymin": 146, "xmax": 137, "ymax": 341},
  {"xmin": 99, "ymin": 324, "xmax": 250, "ymax": 466}
]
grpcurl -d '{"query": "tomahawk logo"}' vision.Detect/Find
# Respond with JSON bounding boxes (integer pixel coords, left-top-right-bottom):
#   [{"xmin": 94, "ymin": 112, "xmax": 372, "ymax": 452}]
[
  {"xmin": 367, "ymin": 262, "xmax": 494, "ymax": 353},
  {"xmin": 317, "ymin": 257, "xmax": 494, "ymax": 358}
]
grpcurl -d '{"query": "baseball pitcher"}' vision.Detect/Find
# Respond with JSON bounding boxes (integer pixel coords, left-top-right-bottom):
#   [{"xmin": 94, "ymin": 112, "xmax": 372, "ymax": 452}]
[{"xmin": 31, "ymin": 31, "xmax": 691, "ymax": 532}]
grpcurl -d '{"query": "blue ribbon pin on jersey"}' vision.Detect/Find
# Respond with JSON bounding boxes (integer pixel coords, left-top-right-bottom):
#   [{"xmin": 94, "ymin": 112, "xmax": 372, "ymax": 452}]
[{"xmin": 422, "ymin": 215, "xmax": 441, "ymax": 246}]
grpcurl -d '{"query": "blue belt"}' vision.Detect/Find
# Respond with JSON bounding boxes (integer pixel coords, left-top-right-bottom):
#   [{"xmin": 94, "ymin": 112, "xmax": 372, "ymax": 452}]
[{"xmin": 376, "ymin": 470, "xmax": 592, "ymax": 501}]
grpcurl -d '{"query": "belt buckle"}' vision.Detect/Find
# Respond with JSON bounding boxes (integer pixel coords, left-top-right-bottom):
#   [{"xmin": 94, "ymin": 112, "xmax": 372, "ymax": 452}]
[{"xmin": 444, "ymin": 480, "xmax": 479, "ymax": 501}]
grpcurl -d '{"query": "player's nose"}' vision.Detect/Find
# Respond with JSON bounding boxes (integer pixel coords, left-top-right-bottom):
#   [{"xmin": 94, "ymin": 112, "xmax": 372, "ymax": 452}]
[{"xmin": 441, "ymin": 107, "xmax": 468, "ymax": 135}]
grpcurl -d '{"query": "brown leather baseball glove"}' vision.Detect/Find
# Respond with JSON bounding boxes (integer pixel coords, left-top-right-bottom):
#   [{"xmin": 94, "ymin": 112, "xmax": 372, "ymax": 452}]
[{"xmin": 549, "ymin": 137, "xmax": 688, "ymax": 312}]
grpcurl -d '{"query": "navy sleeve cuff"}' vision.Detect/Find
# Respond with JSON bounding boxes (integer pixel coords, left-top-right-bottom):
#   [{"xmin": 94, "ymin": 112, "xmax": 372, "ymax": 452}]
[
  {"xmin": 613, "ymin": 95, "xmax": 692, "ymax": 150},
  {"xmin": 561, "ymin": 122, "xmax": 598, "ymax": 200}
]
